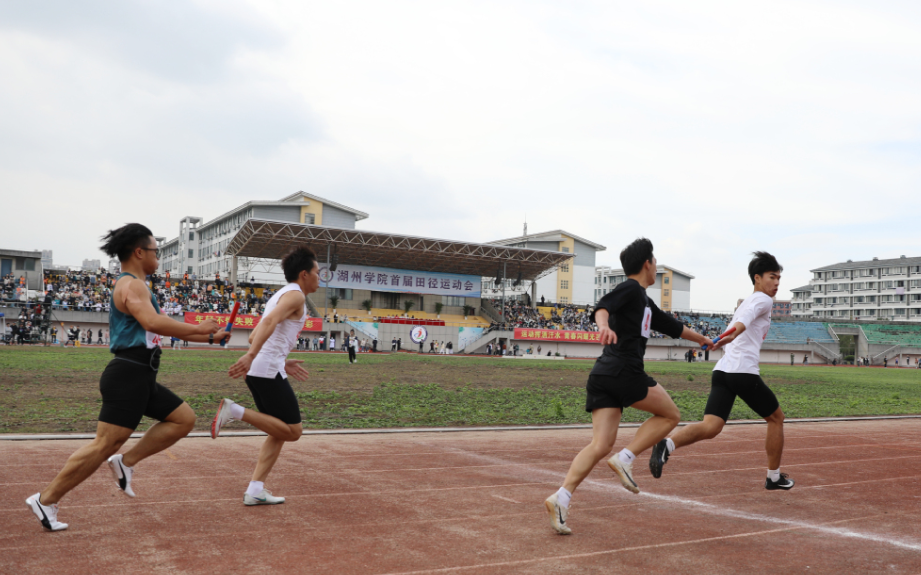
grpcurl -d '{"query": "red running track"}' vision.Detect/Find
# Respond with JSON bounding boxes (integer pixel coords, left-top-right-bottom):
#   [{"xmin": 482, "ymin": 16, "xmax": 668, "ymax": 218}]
[{"xmin": 2, "ymin": 419, "xmax": 920, "ymax": 574}]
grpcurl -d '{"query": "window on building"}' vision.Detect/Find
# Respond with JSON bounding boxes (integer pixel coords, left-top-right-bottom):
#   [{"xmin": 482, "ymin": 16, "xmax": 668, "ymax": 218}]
[
  {"xmin": 560, "ymin": 280, "xmax": 569, "ymax": 289},
  {"xmin": 562, "ymin": 247, "xmax": 570, "ymax": 253},
  {"xmin": 442, "ymin": 295, "xmax": 465, "ymax": 307},
  {"xmin": 561, "ymin": 264, "xmax": 569, "ymax": 273},
  {"xmin": 560, "ymin": 296, "xmax": 569, "ymax": 303},
  {"xmin": 303, "ymin": 213, "xmax": 316, "ymax": 224},
  {"xmin": 189, "ymin": 232, "xmax": 194, "ymax": 241},
  {"xmin": 664, "ymin": 277, "xmax": 670, "ymax": 284},
  {"xmin": 24, "ymin": 259, "xmax": 35, "ymax": 271},
  {"xmin": 663, "ymin": 289, "xmax": 670, "ymax": 296},
  {"xmin": 188, "ymin": 249, "xmax": 194, "ymax": 258}
]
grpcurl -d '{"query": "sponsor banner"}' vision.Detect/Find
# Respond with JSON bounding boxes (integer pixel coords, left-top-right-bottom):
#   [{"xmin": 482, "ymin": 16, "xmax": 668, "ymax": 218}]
[
  {"xmin": 513, "ymin": 328, "xmax": 601, "ymax": 343},
  {"xmin": 318, "ymin": 262, "xmax": 481, "ymax": 298},
  {"xmin": 457, "ymin": 327, "xmax": 484, "ymax": 350},
  {"xmin": 183, "ymin": 312, "xmax": 323, "ymax": 332}
]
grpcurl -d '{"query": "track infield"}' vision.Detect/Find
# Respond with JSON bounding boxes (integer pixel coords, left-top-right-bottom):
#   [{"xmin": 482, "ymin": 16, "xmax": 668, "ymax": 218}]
[{"xmin": 3, "ymin": 418, "xmax": 920, "ymax": 574}]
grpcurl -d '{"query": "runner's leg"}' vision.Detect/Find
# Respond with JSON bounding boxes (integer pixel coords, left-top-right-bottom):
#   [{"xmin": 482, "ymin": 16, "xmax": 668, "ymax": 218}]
[
  {"xmin": 40, "ymin": 422, "xmax": 133, "ymax": 504},
  {"xmin": 765, "ymin": 407, "xmax": 785, "ymax": 470},
  {"xmin": 670, "ymin": 415, "xmax": 725, "ymax": 449},
  {"xmin": 561, "ymin": 408, "xmax": 621, "ymax": 494},
  {"xmin": 624, "ymin": 384, "xmax": 681, "ymax": 456},
  {"xmin": 121, "ymin": 402, "xmax": 196, "ymax": 467}
]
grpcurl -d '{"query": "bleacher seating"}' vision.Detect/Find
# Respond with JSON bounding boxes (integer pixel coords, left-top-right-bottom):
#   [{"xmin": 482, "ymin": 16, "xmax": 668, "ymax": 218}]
[
  {"xmin": 859, "ymin": 324, "xmax": 921, "ymax": 347},
  {"xmin": 764, "ymin": 322, "xmax": 835, "ymax": 344}
]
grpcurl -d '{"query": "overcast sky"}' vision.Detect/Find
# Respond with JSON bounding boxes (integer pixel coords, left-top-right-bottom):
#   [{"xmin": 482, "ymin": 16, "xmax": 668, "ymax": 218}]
[{"xmin": 2, "ymin": 1, "xmax": 920, "ymax": 310}]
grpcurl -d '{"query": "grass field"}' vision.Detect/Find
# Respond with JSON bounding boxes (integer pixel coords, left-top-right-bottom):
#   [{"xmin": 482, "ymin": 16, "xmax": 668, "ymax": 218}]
[{"xmin": 0, "ymin": 346, "xmax": 919, "ymax": 434}]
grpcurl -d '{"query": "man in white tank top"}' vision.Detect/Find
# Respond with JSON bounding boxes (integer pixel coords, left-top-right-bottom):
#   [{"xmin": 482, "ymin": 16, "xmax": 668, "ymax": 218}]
[{"xmin": 210, "ymin": 247, "xmax": 320, "ymax": 506}]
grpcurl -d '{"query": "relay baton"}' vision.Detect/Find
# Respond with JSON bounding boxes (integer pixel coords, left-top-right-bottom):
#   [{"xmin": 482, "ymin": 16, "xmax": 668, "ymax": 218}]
[
  {"xmin": 702, "ymin": 326, "xmax": 736, "ymax": 350},
  {"xmin": 221, "ymin": 301, "xmax": 240, "ymax": 347}
]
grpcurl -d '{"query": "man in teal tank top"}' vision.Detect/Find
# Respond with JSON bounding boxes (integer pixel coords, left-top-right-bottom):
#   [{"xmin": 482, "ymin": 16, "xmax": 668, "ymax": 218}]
[{"xmin": 26, "ymin": 224, "xmax": 229, "ymax": 532}]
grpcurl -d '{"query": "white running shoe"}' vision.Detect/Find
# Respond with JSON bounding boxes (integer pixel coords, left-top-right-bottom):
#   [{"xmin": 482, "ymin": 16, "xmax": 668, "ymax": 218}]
[
  {"xmin": 211, "ymin": 398, "xmax": 235, "ymax": 439},
  {"xmin": 607, "ymin": 455, "xmax": 640, "ymax": 494},
  {"xmin": 243, "ymin": 488, "xmax": 285, "ymax": 506},
  {"xmin": 26, "ymin": 493, "xmax": 68, "ymax": 532},
  {"xmin": 544, "ymin": 492, "xmax": 572, "ymax": 535},
  {"xmin": 107, "ymin": 454, "xmax": 136, "ymax": 497}
]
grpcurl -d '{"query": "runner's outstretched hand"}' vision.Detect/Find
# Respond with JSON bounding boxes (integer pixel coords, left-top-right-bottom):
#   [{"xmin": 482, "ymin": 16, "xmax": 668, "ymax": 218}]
[
  {"xmin": 228, "ymin": 352, "xmax": 255, "ymax": 379},
  {"xmin": 285, "ymin": 359, "xmax": 309, "ymax": 381},
  {"xmin": 598, "ymin": 325, "xmax": 617, "ymax": 346}
]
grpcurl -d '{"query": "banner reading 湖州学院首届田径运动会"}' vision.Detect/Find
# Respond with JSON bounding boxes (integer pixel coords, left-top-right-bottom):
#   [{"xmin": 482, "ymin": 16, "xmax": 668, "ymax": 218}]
[{"xmin": 317, "ymin": 263, "xmax": 481, "ymax": 298}]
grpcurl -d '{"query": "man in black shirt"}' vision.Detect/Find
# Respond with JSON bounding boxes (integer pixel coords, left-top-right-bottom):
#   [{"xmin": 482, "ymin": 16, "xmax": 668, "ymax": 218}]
[{"xmin": 545, "ymin": 238, "xmax": 711, "ymax": 535}]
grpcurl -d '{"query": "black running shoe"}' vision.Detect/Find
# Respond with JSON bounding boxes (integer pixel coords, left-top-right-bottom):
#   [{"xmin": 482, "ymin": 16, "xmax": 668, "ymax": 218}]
[
  {"xmin": 765, "ymin": 473, "xmax": 795, "ymax": 490},
  {"xmin": 649, "ymin": 439, "xmax": 669, "ymax": 479}
]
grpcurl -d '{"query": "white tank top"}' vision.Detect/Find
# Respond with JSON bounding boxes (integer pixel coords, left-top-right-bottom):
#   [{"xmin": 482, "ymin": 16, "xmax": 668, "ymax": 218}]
[{"xmin": 247, "ymin": 283, "xmax": 307, "ymax": 379}]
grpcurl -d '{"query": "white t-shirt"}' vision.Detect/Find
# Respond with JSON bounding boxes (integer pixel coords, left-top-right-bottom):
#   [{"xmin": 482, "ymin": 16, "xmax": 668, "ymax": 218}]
[{"xmin": 714, "ymin": 291, "xmax": 773, "ymax": 375}]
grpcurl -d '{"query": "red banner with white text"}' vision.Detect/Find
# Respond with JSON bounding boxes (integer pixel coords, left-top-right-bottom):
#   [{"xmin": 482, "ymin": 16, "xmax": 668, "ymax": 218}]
[
  {"xmin": 183, "ymin": 312, "xmax": 323, "ymax": 332},
  {"xmin": 513, "ymin": 328, "xmax": 601, "ymax": 343}
]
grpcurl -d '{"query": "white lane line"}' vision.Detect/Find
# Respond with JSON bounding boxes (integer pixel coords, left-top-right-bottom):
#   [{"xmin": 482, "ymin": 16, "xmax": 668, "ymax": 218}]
[
  {"xmin": 0, "ymin": 481, "xmax": 552, "ymax": 513},
  {"xmin": 430, "ymin": 442, "xmax": 921, "ymax": 554},
  {"xmin": 490, "ymin": 494, "xmax": 521, "ymax": 504},
  {"xmin": 374, "ymin": 514, "xmax": 901, "ymax": 575}
]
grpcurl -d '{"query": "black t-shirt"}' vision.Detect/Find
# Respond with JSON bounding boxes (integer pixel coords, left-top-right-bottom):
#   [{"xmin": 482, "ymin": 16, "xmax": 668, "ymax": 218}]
[{"xmin": 589, "ymin": 279, "xmax": 684, "ymax": 378}]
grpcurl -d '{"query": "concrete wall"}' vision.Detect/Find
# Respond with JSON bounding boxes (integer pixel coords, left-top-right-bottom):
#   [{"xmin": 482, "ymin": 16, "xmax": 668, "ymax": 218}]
[
  {"xmin": 252, "ymin": 205, "xmax": 300, "ymax": 222},
  {"xmin": 671, "ymin": 274, "xmax": 692, "ymax": 292},
  {"xmin": 572, "ymin": 265, "xmax": 595, "ymax": 306},
  {"xmin": 572, "ymin": 240, "xmax": 597, "ymax": 267},
  {"xmin": 321, "ymin": 205, "xmax": 357, "ymax": 229},
  {"xmin": 672, "ymin": 290, "xmax": 690, "ymax": 311}
]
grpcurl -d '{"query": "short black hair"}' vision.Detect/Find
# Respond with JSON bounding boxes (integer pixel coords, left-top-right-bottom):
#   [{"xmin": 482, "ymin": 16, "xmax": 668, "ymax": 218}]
[
  {"xmin": 100, "ymin": 223, "xmax": 155, "ymax": 262},
  {"xmin": 620, "ymin": 237, "xmax": 654, "ymax": 276},
  {"xmin": 281, "ymin": 246, "xmax": 318, "ymax": 282},
  {"xmin": 748, "ymin": 251, "xmax": 782, "ymax": 284}
]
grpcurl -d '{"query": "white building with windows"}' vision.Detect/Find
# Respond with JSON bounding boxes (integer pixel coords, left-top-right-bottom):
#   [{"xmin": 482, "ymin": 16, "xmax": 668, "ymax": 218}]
[
  {"xmin": 798, "ymin": 256, "xmax": 921, "ymax": 322},
  {"xmin": 594, "ymin": 265, "xmax": 694, "ymax": 312},
  {"xmin": 790, "ymin": 285, "xmax": 813, "ymax": 318},
  {"xmin": 157, "ymin": 192, "xmax": 368, "ymax": 280}
]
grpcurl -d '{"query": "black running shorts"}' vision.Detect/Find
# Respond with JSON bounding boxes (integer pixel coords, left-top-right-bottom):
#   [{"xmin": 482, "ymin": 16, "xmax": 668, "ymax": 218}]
[
  {"xmin": 585, "ymin": 372, "xmax": 658, "ymax": 413},
  {"xmin": 704, "ymin": 370, "xmax": 780, "ymax": 421},
  {"xmin": 98, "ymin": 346, "xmax": 184, "ymax": 430},
  {"xmin": 244, "ymin": 374, "xmax": 302, "ymax": 425}
]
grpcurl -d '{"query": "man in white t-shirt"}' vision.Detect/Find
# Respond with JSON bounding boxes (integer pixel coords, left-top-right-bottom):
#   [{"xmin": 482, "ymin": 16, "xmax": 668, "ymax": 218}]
[{"xmin": 650, "ymin": 252, "xmax": 794, "ymax": 491}]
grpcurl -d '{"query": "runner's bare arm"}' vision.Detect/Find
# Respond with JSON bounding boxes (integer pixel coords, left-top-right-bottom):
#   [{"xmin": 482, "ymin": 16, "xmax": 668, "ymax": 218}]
[
  {"xmin": 228, "ymin": 291, "xmax": 304, "ymax": 378},
  {"xmin": 124, "ymin": 279, "xmax": 223, "ymax": 340},
  {"xmin": 679, "ymin": 326, "xmax": 713, "ymax": 348},
  {"xmin": 594, "ymin": 309, "xmax": 617, "ymax": 345},
  {"xmin": 709, "ymin": 322, "xmax": 746, "ymax": 351}
]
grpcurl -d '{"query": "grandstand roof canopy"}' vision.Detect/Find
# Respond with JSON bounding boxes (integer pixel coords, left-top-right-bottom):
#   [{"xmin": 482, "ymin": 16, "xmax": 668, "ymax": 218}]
[
  {"xmin": 226, "ymin": 219, "xmax": 573, "ymax": 280},
  {"xmin": 811, "ymin": 255, "xmax": 921, "ymax": 272}
]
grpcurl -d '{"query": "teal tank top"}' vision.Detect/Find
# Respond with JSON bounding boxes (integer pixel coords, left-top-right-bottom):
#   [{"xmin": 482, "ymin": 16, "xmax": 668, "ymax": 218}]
[{"xmin": 109, "ymin": 273, "xmax": 162, "ymax": 352}]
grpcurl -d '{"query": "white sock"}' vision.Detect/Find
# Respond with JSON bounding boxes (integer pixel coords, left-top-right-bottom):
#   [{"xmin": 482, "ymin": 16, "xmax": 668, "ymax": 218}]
[
  {"xmin": 618, "ymin": 448, "xmax": 636, "ymax": 465},
  {"xmin": 229, "ymin": 402, "xmax": 245, "ymax": 420},
  {"xmin": 556, "ymin": 487, "xmax": 572, "ymax": 508},
  {"xmin": 665, "ymin": 438, "xmax": 676, "ymax": 454},
  {"xmin": 246, "ymin": 481, "xmax": 265, "ymax": 497},
  {"xmin": 767, "ymin": 469, "xmax": 780, "ymax": 482}
]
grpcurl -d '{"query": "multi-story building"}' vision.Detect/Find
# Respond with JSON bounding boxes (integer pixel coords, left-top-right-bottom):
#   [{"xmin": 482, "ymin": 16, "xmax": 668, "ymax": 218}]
[
  {"xmin": 594, "ymin": 265, "xmax": 693, "ymax": 312},
  {"xmin": 82, "ymin": 259, "xmax": 101, "ymax": 271},
  {"xmin": 797, "ymin": 255, "xmax": 921, "ymax": 322},
  {"xmin": 157, "ymin": 192, "xmax": 368, "ymax": 280},
  {"xmin": 790, "ymin": 285, "xmax": 813, "ymax": 318},
  {"xmin": 486, "ymin": 230, "xmax": 606, "ymax": 305},
  {"xmin": 772, "ymin": 300, "xmax": 792, "ymax": 316}
]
